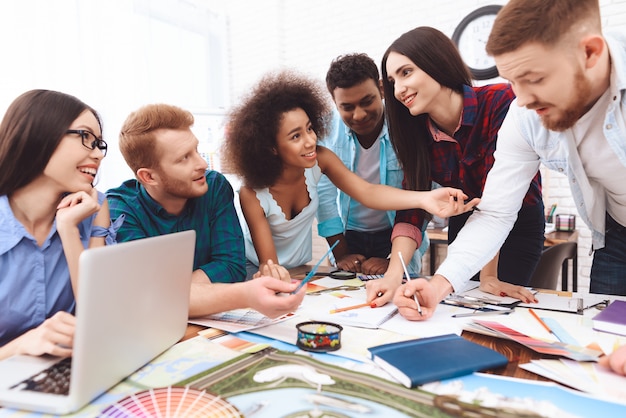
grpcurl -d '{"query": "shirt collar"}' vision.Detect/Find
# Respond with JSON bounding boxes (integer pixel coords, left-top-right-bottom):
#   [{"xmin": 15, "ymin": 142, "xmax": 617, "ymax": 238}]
[
  {"xmin": 138, "ymin": 181, "xmax": 194, "ymax": 218},
  {"xmin": 0, "ymin": 195, "xmax": 31, "ymax": 254},
  {"xmin": 427, "ymin": 86, "xmax": 472, "ymax": 142}
]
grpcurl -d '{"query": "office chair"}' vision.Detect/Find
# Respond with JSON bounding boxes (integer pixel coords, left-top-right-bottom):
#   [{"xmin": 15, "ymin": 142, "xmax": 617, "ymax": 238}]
[{"xmin": 528, "ymin": 242, "xmax": 578, "ymax": 290}]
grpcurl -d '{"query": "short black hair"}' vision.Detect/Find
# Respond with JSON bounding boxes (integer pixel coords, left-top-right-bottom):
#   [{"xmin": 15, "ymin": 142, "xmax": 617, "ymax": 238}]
[{"xmin": 325, "ymin": 53, "xmax": 380, "ymax": 97}]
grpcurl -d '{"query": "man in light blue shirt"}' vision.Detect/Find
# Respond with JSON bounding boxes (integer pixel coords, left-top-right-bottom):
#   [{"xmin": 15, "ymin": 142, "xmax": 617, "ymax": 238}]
[
  {"xmin": 394, "ymin": 0, "xmax": 626, "ymax": 322},
  {"xmin": 317, "ymin": 53, "xmax": 428, "ymax": 276}
]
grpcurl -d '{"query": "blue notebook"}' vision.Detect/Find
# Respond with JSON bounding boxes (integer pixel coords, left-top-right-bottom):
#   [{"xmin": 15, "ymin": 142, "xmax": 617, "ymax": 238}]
[{"xmin": 368, "ymin": 334, "xmax": 508, "ymax": 388}]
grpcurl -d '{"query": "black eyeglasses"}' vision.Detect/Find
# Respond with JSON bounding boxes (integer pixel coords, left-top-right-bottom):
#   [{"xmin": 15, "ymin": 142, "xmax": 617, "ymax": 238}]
[{"xmin": 66, "ymin": 129, "xmax": 108, "ymax": 157}]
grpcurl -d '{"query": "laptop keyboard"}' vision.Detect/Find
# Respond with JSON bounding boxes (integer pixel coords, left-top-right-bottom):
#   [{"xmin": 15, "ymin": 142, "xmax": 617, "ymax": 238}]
[{"xmin": 10, "ymin": 357, "xmax": 72, "ymax": 395}]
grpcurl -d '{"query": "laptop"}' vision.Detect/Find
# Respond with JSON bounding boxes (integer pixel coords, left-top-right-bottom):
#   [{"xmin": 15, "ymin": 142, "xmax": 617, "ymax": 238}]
[{"xmin": 0, "ymin": 230, "xmax": 195, "ymax": 415}]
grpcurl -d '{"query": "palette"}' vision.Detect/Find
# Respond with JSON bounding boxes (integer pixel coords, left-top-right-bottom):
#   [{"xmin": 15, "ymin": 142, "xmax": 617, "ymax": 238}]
[{"xmin": 99, "ymin": 387, "xmax": 241, "ymax": 417}]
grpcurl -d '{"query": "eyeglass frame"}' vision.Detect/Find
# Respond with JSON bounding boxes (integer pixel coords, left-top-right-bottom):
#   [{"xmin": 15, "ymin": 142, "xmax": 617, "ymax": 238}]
[{"xmin": 65, "ymin": 129, "xmax": 108, "ymax": 156}]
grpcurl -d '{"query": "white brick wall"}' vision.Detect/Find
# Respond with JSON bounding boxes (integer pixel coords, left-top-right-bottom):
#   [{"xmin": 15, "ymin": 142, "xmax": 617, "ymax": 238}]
[{"xmin": 212, "ymin": 0, "xmax": 626, "ymax": 287}]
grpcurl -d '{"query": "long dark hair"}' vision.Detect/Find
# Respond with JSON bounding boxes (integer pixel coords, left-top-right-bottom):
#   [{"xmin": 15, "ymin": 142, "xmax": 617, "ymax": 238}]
[
  {"xmin": 381, "ymin": 26, "xmax": 472, "ymax": 192},
  {"xmin": 0, "ymin": 89, "xmax": 101, "ymax": 195}
]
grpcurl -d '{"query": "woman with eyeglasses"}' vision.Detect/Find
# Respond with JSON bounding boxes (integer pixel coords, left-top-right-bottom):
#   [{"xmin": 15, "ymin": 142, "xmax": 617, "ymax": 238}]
[{"xmin": 0, "ymin": 89, "xmax": 120, "ymax": 360}]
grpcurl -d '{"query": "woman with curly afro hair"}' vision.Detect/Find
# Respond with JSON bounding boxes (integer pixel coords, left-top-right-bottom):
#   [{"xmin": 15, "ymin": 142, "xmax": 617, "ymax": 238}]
[{"xmin": 222, "ymin": 69, "xmax": 478, "ymax": 285}]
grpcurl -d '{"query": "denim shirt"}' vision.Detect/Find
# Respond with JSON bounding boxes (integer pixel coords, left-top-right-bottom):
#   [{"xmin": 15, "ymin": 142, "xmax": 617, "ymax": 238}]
[
  {"xmin": 317, "ymin": 110, "xmax": 428, "ymax": 272},
  {"xmin": 438, "ymin": 29, "xmax": 626, "ymax": 291}
]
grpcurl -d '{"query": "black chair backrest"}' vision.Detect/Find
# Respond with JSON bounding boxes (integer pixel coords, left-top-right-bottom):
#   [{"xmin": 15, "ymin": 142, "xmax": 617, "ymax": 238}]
[{"xmin": 528, "ymin": 242, "xmax": 577, "ymax": 290}]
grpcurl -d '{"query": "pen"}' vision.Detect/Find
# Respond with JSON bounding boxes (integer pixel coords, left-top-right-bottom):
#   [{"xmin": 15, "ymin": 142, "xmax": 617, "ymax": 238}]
[
  {"xmin": 452, "ymin": 308, "xmax": 514, "ymax": 318},
  {"xmin": 292, "ymin": 240, "xmax": 339, "ymax": 294},
  {"xmin": 528, "ymin": 308, "xmax": 562, "ymax": 342},
  {"xmin": 330, "ymin": 302, "xmax": 372, "ymax": 314},
  {"xmin": 398, "ymin": 252, "xmax": 422, "ymax": 316}
]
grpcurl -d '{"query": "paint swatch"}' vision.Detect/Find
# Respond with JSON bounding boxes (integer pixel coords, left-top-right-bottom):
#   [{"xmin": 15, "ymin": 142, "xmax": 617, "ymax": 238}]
[{"xmin": 99, "ymin": 387, "xmax": 241, "ymax": 417}]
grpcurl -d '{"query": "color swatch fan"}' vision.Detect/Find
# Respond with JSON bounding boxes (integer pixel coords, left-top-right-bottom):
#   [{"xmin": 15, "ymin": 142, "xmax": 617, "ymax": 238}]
[{"xmin": 99, "ymin": 387, "xmax": 241, "ymax": 417}]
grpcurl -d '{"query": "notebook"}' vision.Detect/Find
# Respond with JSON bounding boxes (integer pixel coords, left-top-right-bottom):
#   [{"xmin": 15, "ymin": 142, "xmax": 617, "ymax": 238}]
[
  {"xmin": 0, "ymin": 230, "xmax": 195, "ymax": 415},
  {"xmin": 592, "ymin": 299, "xmax": 626, "ymax": 336},
  {"xmin": 368, "ymin": 333, "xmax": 508, "ymax": 388}
]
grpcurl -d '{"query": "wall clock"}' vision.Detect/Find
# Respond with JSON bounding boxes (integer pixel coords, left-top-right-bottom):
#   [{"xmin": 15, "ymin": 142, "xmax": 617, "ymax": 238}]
[{"xmin": 451, "ymin": 5, "xmax": 502, "ymax": 81}]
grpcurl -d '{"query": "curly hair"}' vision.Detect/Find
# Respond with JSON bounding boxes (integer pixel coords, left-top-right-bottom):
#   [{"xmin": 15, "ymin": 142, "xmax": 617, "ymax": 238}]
[
  {"xmin": 325, "ymin": 53, "xmax": 380, "ymax": 96},
  {"xmin": 222, "ymin": 69, "xmax": 332, "ymax": 189}
]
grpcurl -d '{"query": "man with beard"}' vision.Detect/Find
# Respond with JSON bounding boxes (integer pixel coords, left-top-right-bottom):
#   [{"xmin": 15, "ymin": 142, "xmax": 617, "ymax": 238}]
[
  {"xmin": 317, "ymin": 53, "xmax": 428, "ymax": 276},
  {"xmin": 393, "ymin": 0, "xmax": 626, "ymax": 322},
  {"xmin": 107, "ymin": 104, "xmax": 305, "ymax": 319}
]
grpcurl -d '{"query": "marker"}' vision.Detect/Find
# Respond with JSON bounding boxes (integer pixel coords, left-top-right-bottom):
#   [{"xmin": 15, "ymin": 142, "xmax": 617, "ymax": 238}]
[
  {"xmin": 398, "ymin": 252, "xmax": 422, "ymax": 316},
  {"xmin": 292, "ymin": 240, "xmax": 339, "ymax": 294}
]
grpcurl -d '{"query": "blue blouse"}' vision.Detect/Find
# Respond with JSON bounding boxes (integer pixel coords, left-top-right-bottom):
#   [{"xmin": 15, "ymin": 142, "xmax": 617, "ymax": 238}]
[{"xmin": 0, "ymin": 192, "xmax": 120, "ymax": 346}]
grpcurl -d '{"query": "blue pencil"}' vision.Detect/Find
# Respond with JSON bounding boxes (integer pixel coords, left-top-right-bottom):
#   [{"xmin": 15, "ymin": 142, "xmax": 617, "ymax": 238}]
[{"xmin": 291, "ymin": 240, "xmax": 339, "ymax": 294}]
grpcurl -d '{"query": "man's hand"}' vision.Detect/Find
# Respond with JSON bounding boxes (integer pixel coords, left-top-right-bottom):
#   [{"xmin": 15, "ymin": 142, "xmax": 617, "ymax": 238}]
[
  {"xmin": 360, "ymin": 257, "xmax": 389, "ymax": 275},
  {"xmin": 244, "ymin": 276, "xmax": 306, "ymax": 318},
  {"xmin": 599, "ymin": 345, "xmax": 626, "ymax": 376},
  {"xmin": 392, "ymin": 274, "xmax": 453, "ymax": 321},
  {"xmin": 335, "ymin": 254, "xmax": 366, "ymax": 272}
]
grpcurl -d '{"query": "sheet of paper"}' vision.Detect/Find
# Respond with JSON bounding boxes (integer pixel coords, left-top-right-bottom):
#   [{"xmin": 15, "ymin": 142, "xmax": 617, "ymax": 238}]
[
  {"xmin": 518, "ymin": 292, "xmax": 583, "ymax": 313},
  {"xmin": 188, "ymin": 310, "xmax": 296, "ymax": 333},
  {"xmin": 455, "ymin": 286, "xmax": 527, "ymax": 305}
]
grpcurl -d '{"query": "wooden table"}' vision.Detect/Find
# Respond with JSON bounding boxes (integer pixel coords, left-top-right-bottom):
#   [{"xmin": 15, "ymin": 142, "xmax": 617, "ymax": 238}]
[{"xmin": 427, "ymin": 228, "xmax": 579, "ymax": 291}]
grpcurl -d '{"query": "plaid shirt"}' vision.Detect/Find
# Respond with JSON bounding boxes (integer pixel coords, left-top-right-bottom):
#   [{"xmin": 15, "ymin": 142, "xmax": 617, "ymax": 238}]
[
  {"xmin": 395, "ymin": 84, "xmax": 542, "ymax": 235},
  {"xmin": 106, "ymin": 171, "xmax": 246, "ymax": 283}
]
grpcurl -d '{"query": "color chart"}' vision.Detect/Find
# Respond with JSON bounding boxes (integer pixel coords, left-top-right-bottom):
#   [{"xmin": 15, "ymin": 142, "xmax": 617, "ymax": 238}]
[{"xmin": 99, "ymin": 387, "xmax": 241, "ymax": 417}]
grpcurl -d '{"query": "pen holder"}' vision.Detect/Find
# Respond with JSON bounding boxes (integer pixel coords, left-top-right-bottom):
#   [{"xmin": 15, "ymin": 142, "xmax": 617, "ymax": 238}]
[
  {"xmin": 555, "ymin": 214, "xmax": 576, "ymax": 232},
  {"xmin": 296, "ymin": 321, "xmax": 342, "ymax": 352}
]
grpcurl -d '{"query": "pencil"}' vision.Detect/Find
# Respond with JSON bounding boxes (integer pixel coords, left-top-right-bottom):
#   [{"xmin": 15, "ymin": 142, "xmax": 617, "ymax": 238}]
[
  {"xmin": 330, "ymin": 302, "xmax": 371, "ymax": 314},
  {"xmin": 528, "ymin": 308, "xmax": 553, "ymax": 334},
  {"xmin": 398, "ymin": 251, "xmax": 422, "ymax": 316}
]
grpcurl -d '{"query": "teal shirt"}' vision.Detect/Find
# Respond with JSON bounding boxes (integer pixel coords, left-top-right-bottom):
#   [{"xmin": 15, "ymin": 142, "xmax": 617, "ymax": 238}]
[{"xmin": 106, "ymin": 171, "xmax": 246, "ymax": 283}]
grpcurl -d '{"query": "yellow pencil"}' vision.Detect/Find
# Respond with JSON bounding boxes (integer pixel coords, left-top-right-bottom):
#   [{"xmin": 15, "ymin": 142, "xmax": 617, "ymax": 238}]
[{"xmin": 330, "ymin": 302, "xmax": 372, "ymax": 314}]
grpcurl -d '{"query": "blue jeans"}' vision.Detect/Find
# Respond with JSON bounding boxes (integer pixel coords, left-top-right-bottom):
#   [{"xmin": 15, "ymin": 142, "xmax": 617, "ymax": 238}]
[
  {"xmin": 590, "ymin": 214, "xmax": 626, "ymax": 296},
  {"xmin": 448, "ymin": 203, "xmax": 545, "ymax": 286},
  {"xmin": 345, "ymin": 228, "xmax": 393, "ymax": 259}
]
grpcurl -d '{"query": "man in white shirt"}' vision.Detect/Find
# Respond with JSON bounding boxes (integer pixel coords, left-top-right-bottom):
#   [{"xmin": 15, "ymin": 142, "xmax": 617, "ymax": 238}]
[{"xmin": 394, "ymin": 0, "xmax": 626, "ymax": 320}]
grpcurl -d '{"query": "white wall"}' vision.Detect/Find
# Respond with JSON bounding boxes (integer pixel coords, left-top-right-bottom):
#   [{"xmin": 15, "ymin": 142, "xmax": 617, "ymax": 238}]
[
  {"xmin": 0, "ymin": 0, "xmax": 229, "ymax": 191},
  {"xmin": 2, "ymin": 0, "xmax": 625, "ymax": 291}
]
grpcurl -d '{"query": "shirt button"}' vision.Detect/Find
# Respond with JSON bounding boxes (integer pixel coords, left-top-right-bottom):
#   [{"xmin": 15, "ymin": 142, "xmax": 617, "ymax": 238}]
[
  {"xmin": 558, "ymin": 168, "xmax": 564, "ymax": 172},
  {"xmin": 606, "ymin": 124, "xmax": 613, "ymax": 130}
]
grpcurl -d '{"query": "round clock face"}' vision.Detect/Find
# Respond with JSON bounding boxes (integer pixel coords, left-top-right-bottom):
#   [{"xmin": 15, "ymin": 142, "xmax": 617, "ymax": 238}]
[
  {"xmin": 457, "ymin": 14, "xmax": 497, "ymax": 71},
  {"xmin": 452, "ymin": 5, "xmax": 502, "ymax": 80}
]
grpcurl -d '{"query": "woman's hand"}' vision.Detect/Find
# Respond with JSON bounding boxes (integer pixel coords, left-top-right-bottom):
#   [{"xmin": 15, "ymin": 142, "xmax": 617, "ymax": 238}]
[
  {"xmin": 56, "ymin": 189, "xmax": 101, "ymax": 230},
  {"xmin": 423, "ymin": 187, "xmax": 480, "ymax": 219},
  {"xmin": 254, "ymin": 259, "xmax": 291, "ymax": 282},
  {"xmin": 13, "ymin": 312, "xmax": 75, "ymax": 358},
  {"xmin": 480, "ymin": 275, "xmax": 538, "ymax": 303}
]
